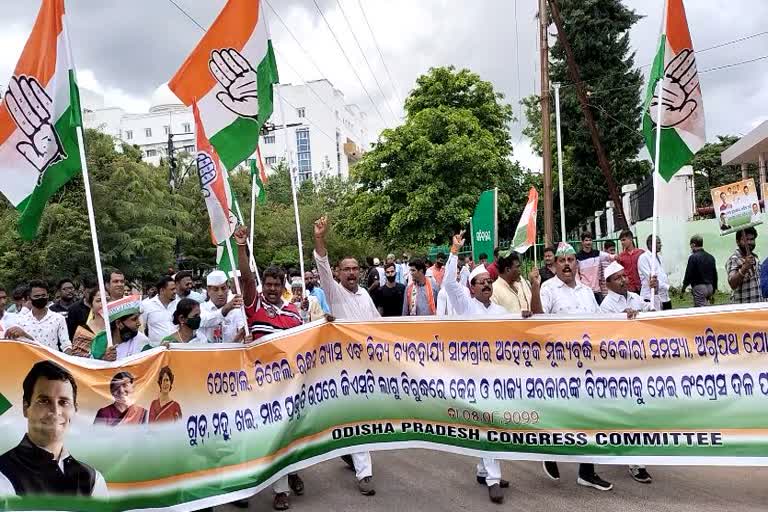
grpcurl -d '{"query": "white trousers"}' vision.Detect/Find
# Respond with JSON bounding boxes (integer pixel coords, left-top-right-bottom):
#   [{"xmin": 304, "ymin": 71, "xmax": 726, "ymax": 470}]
[
  {"xmin": 273, "ymin": 475, "xmax": 291, "ymax": 495},
  {"xmin": 352, "ymin": 451, "xmax": 373, "ymax": 480},
  {"xmin": 476, "ymin": 458, "xmax": 501, "ymax": 486}
]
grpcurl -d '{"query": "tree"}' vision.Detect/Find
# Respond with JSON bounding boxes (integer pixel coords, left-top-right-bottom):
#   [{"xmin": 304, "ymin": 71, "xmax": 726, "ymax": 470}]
[
  {"xmin": 346, "ymin": 66, "xmax": 529, "ymax": 248},
  {"xmin": 690, "ymin": 135, "xmax": 754, "ymax": 209},
  {"xmin": 524, "ymin": 0, "xmax": 650, "ymax": 231}
]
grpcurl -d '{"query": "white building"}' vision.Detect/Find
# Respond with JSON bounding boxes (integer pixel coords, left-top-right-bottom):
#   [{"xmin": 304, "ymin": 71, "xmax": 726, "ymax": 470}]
[{"xmin": 82, "ymin": 79, "xmax": 371, "ymax": 180}]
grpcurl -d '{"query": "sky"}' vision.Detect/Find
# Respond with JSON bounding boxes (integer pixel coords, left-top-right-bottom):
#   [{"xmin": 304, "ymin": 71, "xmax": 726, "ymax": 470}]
[{"xmin": 1, "ymin": 0, "xmax": 766, "ymax": 173}]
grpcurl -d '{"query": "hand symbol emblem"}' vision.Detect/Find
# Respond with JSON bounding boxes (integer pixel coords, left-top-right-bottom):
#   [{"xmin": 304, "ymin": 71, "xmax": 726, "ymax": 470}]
[
  {"xmin": 4, "ymin": 75, "xmax": 66, "ymax": 184},
  {"xmin": 209, "ymin": 48, "xmax": 259, "ymax": 119},
  {"xmin": 649, "ymin": 49, "xmax": 701, "ymax": 128}
]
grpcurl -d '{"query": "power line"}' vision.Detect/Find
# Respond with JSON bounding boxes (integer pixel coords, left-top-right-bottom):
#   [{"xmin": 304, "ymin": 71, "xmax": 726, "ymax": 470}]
[
  {"xmin": 310, "ymin": 0, "xmax": 389, "ymax": 127},
  {"xmin": 333, "ymin": 0, "xmax": 399, "ymax": 122},
  {"xmin": 166, "ymin": 0, "xmax": 205, "ymax": 30},
  {"xmin": 355, "ymin": 0, "xmax": 405, "ymax": 111},
  {"xmin": 561, "ymin": 30, "xmax": 768, "ymax": 90}
]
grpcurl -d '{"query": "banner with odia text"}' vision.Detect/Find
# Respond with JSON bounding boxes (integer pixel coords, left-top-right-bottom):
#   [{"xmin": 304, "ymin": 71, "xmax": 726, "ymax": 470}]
[{"xmin": 2, "ymin": 305, "xmax": 768, "ymax": 511}]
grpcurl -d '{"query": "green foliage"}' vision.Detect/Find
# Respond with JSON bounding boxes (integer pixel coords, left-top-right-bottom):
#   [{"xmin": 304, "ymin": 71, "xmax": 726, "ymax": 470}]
[
  {"xmin": 348, "ymin": 66, "xmax": 530, "ymax": 248},
  {"xmin": 523, "ymin": 0, "xmax": 651, "ymax": 230},
  {"xmin": 690, "ymin": 135, "xmax": 753, "ymax": 208}
]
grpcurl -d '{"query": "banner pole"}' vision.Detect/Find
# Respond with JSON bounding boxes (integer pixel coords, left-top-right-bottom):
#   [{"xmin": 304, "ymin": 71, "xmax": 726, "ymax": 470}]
[
  {"xmin": 233, "ymin": 199, "xmax": 262, "ymax": 290},
  {"xmin": 76, "ymin": 126, "xmax": 113, "ymax": 348},
  {"xmin": 225, "ymin": 236, "xmax": 249, "ymax": 329}
]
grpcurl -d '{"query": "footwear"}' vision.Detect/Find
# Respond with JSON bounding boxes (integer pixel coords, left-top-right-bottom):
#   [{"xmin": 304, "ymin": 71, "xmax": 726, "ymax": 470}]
[
  {"xmin": 341, "ymin": 455, "xmax": 355, "ymax": 471},
  {"xmin": 543, "ymin": 461, "xmax": 560, "ymax": 480},
  {"xmin": 232, "ymin": 499, "xmax": 250, "ymax": 508},
  {"xmin": 288, "ymin": 473, "xmax": 305, "ymax": 495},
  {"xmin": 476, "ymin": 476, "xmax": 510, "ymax": 488},
  {"xmin": 629, "ymin": 466, "xmax": 652, "ymax": 484},
  {"xmin": 273, "ymin": 492, "xmax": 290, "ymax": 510},
  {"xmin": 488, "ymin": 483, "xmax": 504, "ymax": 504},
  {"xmin": 357, "ymin": 476, "xmax": 376, "ymax": 496},
  {"xmin": 577, "ymin": 473, "xmax": 614, "ymax": 491}
]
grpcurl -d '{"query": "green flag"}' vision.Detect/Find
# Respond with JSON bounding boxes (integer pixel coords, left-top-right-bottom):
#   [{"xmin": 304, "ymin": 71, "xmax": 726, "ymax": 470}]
[{"xmin": 470, "ymin": 189, "xmax": 497, "ymax": 262}]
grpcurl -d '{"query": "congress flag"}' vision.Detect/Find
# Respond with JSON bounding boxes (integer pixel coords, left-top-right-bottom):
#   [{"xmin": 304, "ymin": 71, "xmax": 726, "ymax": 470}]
[
  {"xmin": 508, "ymin": 187, "xmax": 539, "ymax": 254},
  {"xmin": 642, "ymin": 0, "xmax": 705, "ymax": 181},
  {"xmin": 0, "ymin": 0, "xmax": 83, "ymax": 239},
  {"xmin": 193, "ymin": 102, "xmax": 237, "ymax": 246},
  {"xmin": 248, "ymin": 146, "xmax": 269, "ymax": 205},
  {"xmin": 169, "ymin": 0, "xmax": 279, "ymax": 171}
]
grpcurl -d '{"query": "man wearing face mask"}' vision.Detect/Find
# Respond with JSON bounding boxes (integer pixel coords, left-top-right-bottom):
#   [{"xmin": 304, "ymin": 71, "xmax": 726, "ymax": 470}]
[
  {"xmin": 444, "ymin": 231, "xmax": 509, "ymax": 503},
  {"xmin": 0, "ymin": 361, "xmax": 108, "ymax": 497},
  {"xmin": 90, "ymin": 295, "xmax": 150, "ymax": 361},
  {"xmin": 304, "ymin": 270, "xmax": 330, "ymax": 314},
  {"xmin": 8, "ymin": 280, "xmax": 71, "ymax": 354},
  {"xmin": 373, "ymin": 262, "xmax": 405, "ymax": 317}
]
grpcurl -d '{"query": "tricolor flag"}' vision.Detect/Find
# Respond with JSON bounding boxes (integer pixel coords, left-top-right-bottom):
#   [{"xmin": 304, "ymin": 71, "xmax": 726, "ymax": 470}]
[
  {"xmin": 169, "ymin": 0, "xmax": 279, "ymax": 171},
  {"xmin": 249, "ymin": 146, "xmax": 269, "ymax": 205},
  {"xmin": 0, "ymin": 0, "xmax": 83, "ymax": 239},
  {"xmin": 507, "ymin": 187, "xmax": 539, "ymax": 255},
  {"xmin": 642, "ymin": 0, "xmax": 705, "ymax": 181},
  {"xmin": 193, "ymin": 102, "xmax": 238, "ymax": 246}
]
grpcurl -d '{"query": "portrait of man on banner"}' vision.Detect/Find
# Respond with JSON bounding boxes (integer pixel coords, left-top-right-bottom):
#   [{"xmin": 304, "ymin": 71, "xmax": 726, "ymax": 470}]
[{"xmin": 0, "ymin": 361, "xmax": 108, "ymax": 497}]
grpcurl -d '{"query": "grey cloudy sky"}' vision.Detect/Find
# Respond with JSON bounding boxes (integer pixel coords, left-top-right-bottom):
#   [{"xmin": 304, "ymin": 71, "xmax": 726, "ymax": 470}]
[{"xmin": 1, "ymin": 0, "xmax": 766, "ymax": 172}]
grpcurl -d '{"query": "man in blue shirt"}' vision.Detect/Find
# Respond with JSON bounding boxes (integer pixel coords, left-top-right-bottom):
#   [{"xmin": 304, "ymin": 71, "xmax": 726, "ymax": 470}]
[{"xmin": 305, "ymin": 271, "xmax": 330, "ymax": 314}]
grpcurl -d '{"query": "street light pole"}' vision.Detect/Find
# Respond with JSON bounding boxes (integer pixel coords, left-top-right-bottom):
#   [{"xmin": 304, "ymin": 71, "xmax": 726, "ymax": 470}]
[
  {"xmin": 554, "ymin": 82, "xmax": 566, "ymax": 239},
  {"xmin": 539, "ymin": 0, "xmax": 554, "ymax": 246}
]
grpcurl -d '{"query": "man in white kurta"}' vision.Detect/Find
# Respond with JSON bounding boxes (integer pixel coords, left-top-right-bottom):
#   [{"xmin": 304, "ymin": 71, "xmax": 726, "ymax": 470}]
[
  {"xmin": 313, "ymin": 216, "xmax": 377, "ymax": 496},
  {"xmin": 198, "ymin": 271, "xmax": 245, "ymax": 343},
  {"xmin": 532, "ymin": 242, "xmax": 612, "ymax": 492},
  {"xmin": 638, "ymin": 235, "xmax": 671, "ymax": 311},
  {"xmin": 445, "ymin": 232, "xmax": 509, "ymax": 504}
]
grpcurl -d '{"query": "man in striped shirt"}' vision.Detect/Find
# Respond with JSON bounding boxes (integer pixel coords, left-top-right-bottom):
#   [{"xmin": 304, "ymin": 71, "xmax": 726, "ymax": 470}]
[
  {"xmin": 234, "ymin": 226, "xmax": 304, "ymax": 511},
  {"xmin": 576, "ymin": 231, "xmax": 613, "ymax": 304}
]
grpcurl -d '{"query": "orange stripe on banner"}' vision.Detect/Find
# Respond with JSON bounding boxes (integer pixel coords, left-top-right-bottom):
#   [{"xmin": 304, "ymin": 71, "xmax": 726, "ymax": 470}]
[
  {"xmin": 168, "ymin": 0, "xmax": 260, "ymax": 106},
  {"xmin": 666, "ymin": 0, "xmax": 693, "ymax": 53},
  {"xmin": 107, "ymin": 421, "xmax": 768, "ymax": 490},
  {"xmin": 0, "ymin": 0, "xmax": 64, "ymax": 145}
]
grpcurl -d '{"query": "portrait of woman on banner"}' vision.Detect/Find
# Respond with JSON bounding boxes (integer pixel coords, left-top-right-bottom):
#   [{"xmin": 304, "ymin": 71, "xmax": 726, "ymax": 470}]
[{"xmin": 149, "ymin": 366, "xmax": 182, "ymax": 423}]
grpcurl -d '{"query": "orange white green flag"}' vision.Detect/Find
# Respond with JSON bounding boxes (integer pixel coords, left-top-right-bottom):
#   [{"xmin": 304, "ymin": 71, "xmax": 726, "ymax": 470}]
[
  {"xmin": 642, "ymin": 0, "xmax": 705, "ymax": 181},
  {"xmin": 169, "ymin": 0, "xmax": 279, "ymax": 171},
  {"xmin": 193, "ymin": 102, "xmax": 237, "ymax": 246},
  {"xmin": 504, "ymin": 187, "xmax": 539, "ymax": 256},
  {"xmin": 0, "ymin": 0, "xmax": 83, "ymax": 239}
]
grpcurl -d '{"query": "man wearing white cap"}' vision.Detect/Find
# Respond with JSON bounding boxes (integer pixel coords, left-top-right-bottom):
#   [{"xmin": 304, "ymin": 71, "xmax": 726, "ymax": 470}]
[
  {"xmin": 531, "ymin": 242, "xmax": 613, "ymax": 492},
  {"xmin": 446, "ymin": 231, "xmax": 508, "ymax": 504},
  {"xmin": 198, "ymin": 271, "xmax": 245, "ymax": 343},
  {"xmin": 600, "ymin": 262, "xmax": 652, "ymax": 319}
]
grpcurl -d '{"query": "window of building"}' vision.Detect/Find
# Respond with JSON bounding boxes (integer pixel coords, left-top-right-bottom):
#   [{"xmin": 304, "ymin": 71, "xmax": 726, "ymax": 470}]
[
  {"xmin": 145, "ymin": 128, "xmax": 152, "ymax": 137},
  {"xmin": 296, "ymin": 128, "xmax": 311, "ymax": 181},
  {"xmin": 182, "ymin": 122, "xmax": 191, "ymax": 133},
  {"xmin": 297, "ymin": 107, "xmax": 306, "ymax": 118},
  {"xmin": 164, "ymin": 125, "xmax": 170, "ymax": 135},
  {"xmin": 145, "ymin": 149, "xmax": 157, "ymax": 157},
  {"xmin": 264, "ymin": 135, "xmax": 275, "ymax": 144},
  {"xmin": 125, "ymin": 130, "xmax": 133, "ymax": 140},
  {"xmin": 265, "ymin": 156, "xmax": 277, "ymax": 165}
]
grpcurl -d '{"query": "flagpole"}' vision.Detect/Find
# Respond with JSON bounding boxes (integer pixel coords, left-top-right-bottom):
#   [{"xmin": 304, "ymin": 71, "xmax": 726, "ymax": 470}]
[
  {"xmin": 224, "ymin": 236, "xmax": 249, "ymax": 331},
  {"xmin": 63, "ymin": 14, "xmax": 113, "ymax": 348},
  {"xmin": 650, "ymin": 68, "xmax": 665, "ymax": 311},
  {"xmin": 233, "ymin": 199, "xmax": 262, "ymax": 289},
  {"xmin": 76, "ymin": 127, "xmax": 113, "ymax": 348},
  {"xmin": 554, "ymin": 82, "xmax": 566, "ymax": 240}
]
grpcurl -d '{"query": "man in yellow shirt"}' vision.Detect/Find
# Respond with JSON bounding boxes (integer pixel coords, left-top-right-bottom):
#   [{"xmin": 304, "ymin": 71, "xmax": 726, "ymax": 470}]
[{"xmin": 491, "ymin": 252, "xmax": 536, "ymax": 317}]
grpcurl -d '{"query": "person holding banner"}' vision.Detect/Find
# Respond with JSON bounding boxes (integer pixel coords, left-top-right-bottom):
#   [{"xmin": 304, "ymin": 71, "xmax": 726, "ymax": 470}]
[
  {"xmin": 313, "ymin": 215, "xmax": 377, "ymax": 497},
  {"xmin": 492, "ymin": 252, "xmax": 535, "ymax": 317},
  {"xmin": 198, "ymin": 271, "xmax": 245, "ymax": 343},
  {"xmin": 233, "ymin": 226, "xmax": 305, "ymax": 510},
  {"xmin": 726, "ymin": 227, "xmax": 763, "ymax": 304},
  {"xmin": 445, "ymin": 231, "xmax": 509, "ymax": 503},
  {"xmin": 530, "ymin": 242, "xmax": 613, "ymax": 491},
  {"xmin": 163, "ymin": 299, "xmax": 206, "ymax": 344},
  {"xmin": 0, "ymin": 361, "xmax": 107, "ymax": 497},
  {"xmin": 90, "ymin": 296, "xmax": 149, "ymax": 361}
]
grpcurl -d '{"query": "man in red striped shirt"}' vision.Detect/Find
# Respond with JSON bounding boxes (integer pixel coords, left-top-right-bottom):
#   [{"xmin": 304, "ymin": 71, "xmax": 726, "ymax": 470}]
[{"xmin": 234, "ymin": 226, "xmax": 304, "ymax": 510}]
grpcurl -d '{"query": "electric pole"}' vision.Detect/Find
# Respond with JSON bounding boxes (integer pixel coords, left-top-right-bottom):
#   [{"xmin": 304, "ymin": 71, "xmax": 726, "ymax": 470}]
[
  {"xmin": 547, "ymin": 0, "xmax": 628, "ymax": 230},
  {"xmin": 539, "ymin": 0, "xmax": 554, "ymax": 245}
]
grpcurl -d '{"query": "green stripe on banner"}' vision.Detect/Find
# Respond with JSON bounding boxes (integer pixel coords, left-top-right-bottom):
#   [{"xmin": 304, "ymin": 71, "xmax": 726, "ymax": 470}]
[{"xmin": 16, "ymin": 103, "xmax": 82, "ymax": 240}]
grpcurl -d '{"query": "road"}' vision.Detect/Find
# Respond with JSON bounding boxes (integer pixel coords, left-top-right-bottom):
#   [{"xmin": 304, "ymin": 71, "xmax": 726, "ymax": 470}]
[{"xmin": 218, "ymin": 449, "xmax": 766, "ymax": 512}]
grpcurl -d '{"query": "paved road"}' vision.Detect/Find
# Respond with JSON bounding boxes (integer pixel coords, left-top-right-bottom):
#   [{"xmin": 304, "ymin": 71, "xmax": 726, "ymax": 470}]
[{"xmin": 218, "ymin": 449, "xmax": 766, "ymax": 512}]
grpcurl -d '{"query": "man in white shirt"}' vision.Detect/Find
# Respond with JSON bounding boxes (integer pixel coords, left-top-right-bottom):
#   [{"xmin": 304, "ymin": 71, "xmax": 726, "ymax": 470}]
[
  {"xmin": 445, "ymin": 231, "xmax": 508, "ymax": 504},
  {"xmin": 174, "ymin": 271, "xmax": 206, "ymax": 304},
  {"xmin": 531, "ymin": 243, "xmax": 612, "ymax": 492},
  {"xmin": 638, "ymin": 235, "xmax": 670, "ymax": 311},
  {"xmin": 8, "ymin": 280, "xmax": 71, "ymax": 354},
  {"xmin": 199, "ymin": 271, "xmax": 245, "ymax": 343},
  {"xmin": 0, "ymin": 286, "xmax": 18, "ymax": 338},
  {"xmin": 140, "ymin": 276, "xmax": 177, "ymax": 344},
  {"xmin": 0, "ymin": 361, "xmax": 107, "ymax": 497},
  {"xmin": 599, "ymin": 262, "xmax": 653, "ymax": 485},
  {"xmin": 313, "ymin": 216, "xmax": 377, "ymax": 496}
]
